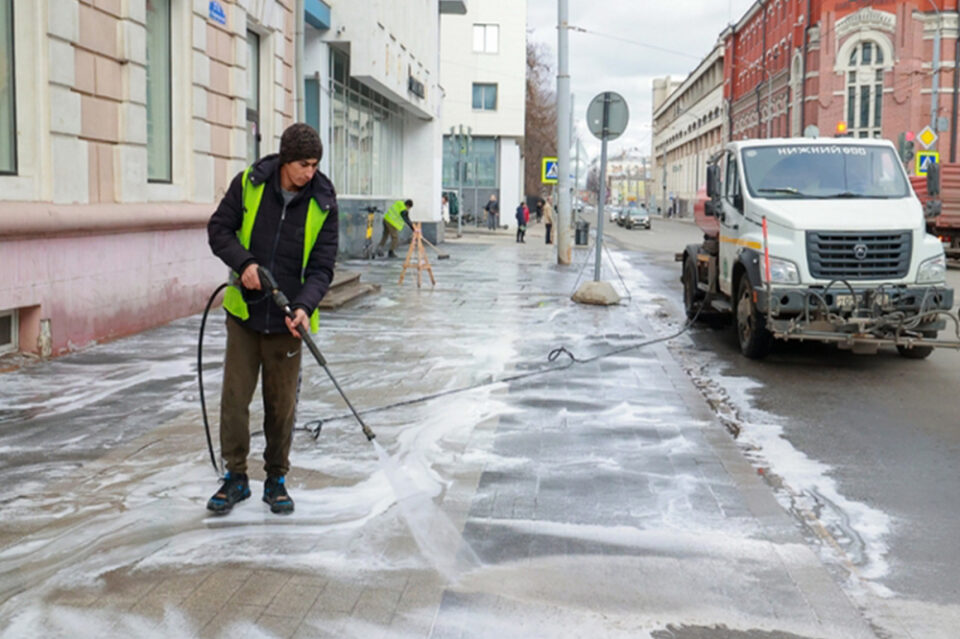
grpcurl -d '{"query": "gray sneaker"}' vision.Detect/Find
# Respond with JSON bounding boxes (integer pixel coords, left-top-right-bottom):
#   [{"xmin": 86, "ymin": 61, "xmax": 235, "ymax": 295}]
[
  {"xmin": 263, "ymin": 475, "xmax": 294, "ymax": 514},
  {"xmin": 206, "ymin": 472, "xmax": 250, "ymax": 515}
]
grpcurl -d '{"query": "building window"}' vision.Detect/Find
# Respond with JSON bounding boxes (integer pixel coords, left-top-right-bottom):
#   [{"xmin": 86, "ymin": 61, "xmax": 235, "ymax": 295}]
[
  {"xmin": 246, "ymin": 31, "xmax": 261, "ymax": 164},
  {"xmin": 443, "ymin": 136, "xmax": 497, "ymax": 188},
  {"xmin": 0, "ymin": 0, "xmax": 15, "ymax": 175},
  {"xmin": 329, "ymin": 49, "xmax": 403, "ymax": 196},
  {"xmin": 845, "ymin": 40, "xmax": 884, "ymax": 138},
  {"xmin": 472, "ymin": 24, "xmax": 499, "ymax": 54},
  {"xmin": 472, "ymin": 83, "xmax": 497, "ymax": 111},
  {"xmin": 0, "ymin": 308, "xmax": 16, "ymax": 355},
  {"xmin": 145, "ymin": 0, "xmax": 172, "ymax": 182}
]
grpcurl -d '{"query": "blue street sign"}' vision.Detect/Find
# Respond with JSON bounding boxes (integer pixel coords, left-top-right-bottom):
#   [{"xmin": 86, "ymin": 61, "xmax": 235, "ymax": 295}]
[
  {"xmin": 542, "ymin": 157, "xmax": 559, "ymax": 184},
  {"xmin": 916, "ymin": 151, "xmax": 939, "ymax": 176},
  {"xmin": 209, "ymin": 1, "xmax": 227, "ymax": 25}
]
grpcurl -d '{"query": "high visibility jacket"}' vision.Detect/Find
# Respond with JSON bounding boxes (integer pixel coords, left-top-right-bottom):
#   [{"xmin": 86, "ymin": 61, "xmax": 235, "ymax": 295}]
[
  {"xmin": 222, "ymin": 166, "xmax": 328, "ymax": 333},
  {"xmin": 384, "ymin": 200, "xmax": 407, "ymax": 230}
]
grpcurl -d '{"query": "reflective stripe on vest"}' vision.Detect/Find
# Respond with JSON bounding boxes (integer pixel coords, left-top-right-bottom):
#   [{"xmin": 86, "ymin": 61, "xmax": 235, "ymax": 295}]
[
  {"xmin": 222, "ymin": 166, "xmax": 328, "ymax": 333},
  {"xmin": 384, "ymin": 200, "xmax": 406, "ymax": 230}
]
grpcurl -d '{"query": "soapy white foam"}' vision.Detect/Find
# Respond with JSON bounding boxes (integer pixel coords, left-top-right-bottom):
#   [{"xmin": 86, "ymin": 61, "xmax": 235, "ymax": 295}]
[{"xmin": 688, "ymin": 357, "xmax": 894, "ymax": 593}]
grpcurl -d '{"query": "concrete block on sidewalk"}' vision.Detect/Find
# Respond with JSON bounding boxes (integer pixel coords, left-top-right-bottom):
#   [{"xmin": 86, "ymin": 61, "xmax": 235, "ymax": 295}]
[{"xmin": 572, "ymin": 280, "xmax": 621, "ymax": 306}]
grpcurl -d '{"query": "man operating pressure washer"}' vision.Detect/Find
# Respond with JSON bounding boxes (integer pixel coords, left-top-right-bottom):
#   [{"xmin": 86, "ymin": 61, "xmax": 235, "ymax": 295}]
[{"xmin": 206, "ymin": 123, "xmax": 339, "ymax": 515}]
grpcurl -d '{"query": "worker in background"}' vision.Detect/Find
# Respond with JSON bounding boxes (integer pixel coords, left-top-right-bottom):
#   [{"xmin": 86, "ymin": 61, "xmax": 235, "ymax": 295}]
[
  {"xmin": 542, "ymin": 195, "xmax": 555, "ymax": 244},
  {"xmin": 206, "ymin": 123, "xmax": 339, "ymax": 516},
  {"xmin": 378, "ymin": 199, "xmax": 414, "ymax": 258}
]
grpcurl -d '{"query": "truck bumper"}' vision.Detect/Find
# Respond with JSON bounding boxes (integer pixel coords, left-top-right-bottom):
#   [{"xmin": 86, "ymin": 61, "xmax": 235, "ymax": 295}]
[{"xmin": 754, "ymin": 284, "xmax": 954, "ymax": 317}]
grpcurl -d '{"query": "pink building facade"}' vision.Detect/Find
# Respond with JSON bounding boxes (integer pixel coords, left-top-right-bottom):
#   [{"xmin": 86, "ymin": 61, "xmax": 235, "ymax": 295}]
[{"xmin": 0, "ymin": 0, "xmax": 298, "ymax": 357}]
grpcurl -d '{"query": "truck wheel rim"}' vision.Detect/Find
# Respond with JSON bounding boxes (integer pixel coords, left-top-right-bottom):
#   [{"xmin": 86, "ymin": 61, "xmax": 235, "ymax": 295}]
[{"xmin": 737, "ymin": 288, "xmax": 753, "ymax": 345}]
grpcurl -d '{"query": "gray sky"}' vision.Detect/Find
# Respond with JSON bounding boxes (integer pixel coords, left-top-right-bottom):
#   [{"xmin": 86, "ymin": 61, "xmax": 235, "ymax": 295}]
[{"xmin": 527, "ymin": 1, "xmax": 757, "ymax": 163}]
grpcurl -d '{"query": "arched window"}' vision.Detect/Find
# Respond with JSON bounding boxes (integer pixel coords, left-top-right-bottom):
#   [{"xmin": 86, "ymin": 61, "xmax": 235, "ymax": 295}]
[{"xmin": 845, "ymin": 40, "xmax": 884, "ymax": 138}]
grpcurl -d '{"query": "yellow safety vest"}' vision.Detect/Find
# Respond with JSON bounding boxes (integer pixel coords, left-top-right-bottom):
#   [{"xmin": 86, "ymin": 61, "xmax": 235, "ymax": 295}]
[
  {"xmin": 222, "ymin": 166, "xmax": 328, "ymax": 333},
  {"xmin": 384, "ymin": 200, "xmax": 407, "ymax": 230}
]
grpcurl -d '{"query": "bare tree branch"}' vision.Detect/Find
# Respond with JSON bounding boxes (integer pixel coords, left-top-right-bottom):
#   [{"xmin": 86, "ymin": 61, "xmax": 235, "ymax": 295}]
[{"xmin": 524, "ymin": 41, "xmax": 558, "ymax": 198}]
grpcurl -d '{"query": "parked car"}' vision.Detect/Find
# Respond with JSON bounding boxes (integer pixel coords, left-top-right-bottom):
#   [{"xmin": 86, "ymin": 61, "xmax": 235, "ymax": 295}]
[{"xmin": 624, "ymin": 207, "xmax": 651, "ymax": 230}]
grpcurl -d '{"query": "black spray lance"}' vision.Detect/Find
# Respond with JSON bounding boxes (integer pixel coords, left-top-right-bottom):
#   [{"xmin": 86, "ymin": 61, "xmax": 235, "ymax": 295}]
[{"xmin": 258, "ymin": 266, "xmax": 376, "ymax": 441}]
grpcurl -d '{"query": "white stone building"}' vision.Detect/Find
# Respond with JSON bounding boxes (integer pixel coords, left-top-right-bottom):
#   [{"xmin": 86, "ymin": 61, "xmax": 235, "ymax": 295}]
[
  {"xmin": 302, "ymin": 0, "xmax": 457, "ymax": 249},
  {"xmin": 650, "ymin": 43, "xmax": 725, "ymax": 217},
  {"xmin": 439, "ymin": 0, "xmax": 526, "ymax": 228}
]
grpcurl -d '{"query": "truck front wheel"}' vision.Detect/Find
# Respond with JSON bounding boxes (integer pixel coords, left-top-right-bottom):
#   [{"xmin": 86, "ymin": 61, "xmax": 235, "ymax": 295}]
[
  {"xmin": 682, "ymin": 257, "xmax": 704, "ymax": 320},
  {"xmin": 736, "ymin": 277, "xmax": 773, "ymax": 359},
  {"xmin": 896, "ymin": 331, "xmax": 936, "ymax": 359}
]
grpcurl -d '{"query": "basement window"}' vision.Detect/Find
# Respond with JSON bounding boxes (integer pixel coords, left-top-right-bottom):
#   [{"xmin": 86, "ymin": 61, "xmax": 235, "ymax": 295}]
[{"xmin": 0, "ymin": 309, "xmax": 17, "ymax": 355}]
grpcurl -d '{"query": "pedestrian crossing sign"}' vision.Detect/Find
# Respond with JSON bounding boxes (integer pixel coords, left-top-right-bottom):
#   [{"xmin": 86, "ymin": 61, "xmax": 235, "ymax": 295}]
[
  {"xmin": 916, "ymin": 151, "xmax": 939, "ymax": 176},
  {"xmin": 542, "ymin": 157, "xmax": 559, "ymax": 184}
]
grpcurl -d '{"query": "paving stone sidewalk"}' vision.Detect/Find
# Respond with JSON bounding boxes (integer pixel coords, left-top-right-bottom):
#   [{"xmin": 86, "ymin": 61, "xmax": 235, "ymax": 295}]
[{"xmin": 0, "ymin": 234, "xmax": 876, "ymax": 639}]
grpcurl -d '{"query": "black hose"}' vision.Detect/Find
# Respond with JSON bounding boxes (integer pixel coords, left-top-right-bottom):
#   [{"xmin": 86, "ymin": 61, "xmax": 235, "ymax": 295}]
[
  {"xmin": 301, "ymin": 298, "xmax": 707, "ymax": 437},
  {"xmin": 198, "ymin": 283, "xmax": 228, "ymax": 476},
  {"xmin": 198, "ymin": 279, "xmax": 707, "ymax": 470}
]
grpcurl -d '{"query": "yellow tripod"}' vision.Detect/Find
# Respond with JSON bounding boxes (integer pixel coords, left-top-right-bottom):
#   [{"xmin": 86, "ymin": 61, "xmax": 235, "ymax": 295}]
[{"xmin": 398, "ymin": 223, "xmax": 436, "ymax": 288}]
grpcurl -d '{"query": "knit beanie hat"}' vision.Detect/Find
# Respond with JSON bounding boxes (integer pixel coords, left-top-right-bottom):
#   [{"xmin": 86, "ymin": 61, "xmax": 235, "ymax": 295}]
[{"xmin": 279, "ymin": 123, "xmax": 323, "ymax": 165}]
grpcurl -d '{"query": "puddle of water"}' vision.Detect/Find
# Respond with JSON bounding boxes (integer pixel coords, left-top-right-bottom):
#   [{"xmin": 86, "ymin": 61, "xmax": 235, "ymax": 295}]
[{"xmin": 371, "ymin": 439, "xmax": 480, "ymax": 581}]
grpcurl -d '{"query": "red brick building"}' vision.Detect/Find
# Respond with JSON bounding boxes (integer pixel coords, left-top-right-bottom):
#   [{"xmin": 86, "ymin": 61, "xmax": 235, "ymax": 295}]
[{"xmin": 723, "ymin": 0, "xmax": 960, "ymax": 169}]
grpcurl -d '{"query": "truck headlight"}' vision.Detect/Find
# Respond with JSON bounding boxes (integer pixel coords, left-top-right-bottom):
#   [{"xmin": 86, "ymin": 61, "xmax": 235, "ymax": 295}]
[
  {"xmin": 765, "ymin": 257, "xmax": 800, "ymax": 284},
  {"xmin": 917, "ymin": 255, "xmax": 947, "ymax": 284}
]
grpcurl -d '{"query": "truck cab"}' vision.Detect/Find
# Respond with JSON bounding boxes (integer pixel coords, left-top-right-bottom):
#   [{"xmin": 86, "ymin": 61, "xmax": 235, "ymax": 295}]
[{"xmin": 682, "ymin": 138, "xmax": 953, "ymax": 359}]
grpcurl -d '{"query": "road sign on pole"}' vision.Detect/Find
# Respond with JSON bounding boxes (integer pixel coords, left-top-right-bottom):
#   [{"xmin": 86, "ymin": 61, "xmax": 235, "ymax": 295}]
[
  {"xmin": 917, "ymin": 150, "xmax": 940, "ymax": 176},
  {"xmin": 587, "ymin": 91, "xmax": 629, "ymax": 284},
  {"xmin": 918, "ymin": 125, "xmax": 938, "ymax": 149},
  {"xmin": 542, "ymin": 157, "xmax": 559, "ymax": 184}
]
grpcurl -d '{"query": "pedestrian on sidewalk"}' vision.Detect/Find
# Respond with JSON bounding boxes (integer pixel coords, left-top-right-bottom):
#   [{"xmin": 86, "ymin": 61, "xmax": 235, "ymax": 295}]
[
  {"xmin": 542, "ymin": 196, "xmax": 555, "ymax": 244},
  {"xmin": 378, "ymin": 199, "xmax": 414, "ymax": 258},
  {"xmin": 485, "ymin": 194, "xmax": 499, "ymax": 230},
  {"xmin": 535, "ymin": 197, "xmax": 544, "ymax": 223},
  {"xmin": 515, "ymin": 201, "xmax": 529, "ymax": 243},
  {"xmin": 441, "ymin": 194, "xmax": 450, "ymax": 224},
  {"xmin": 206, "ymin": 122, "xmax": 339, "ymax": 516}
]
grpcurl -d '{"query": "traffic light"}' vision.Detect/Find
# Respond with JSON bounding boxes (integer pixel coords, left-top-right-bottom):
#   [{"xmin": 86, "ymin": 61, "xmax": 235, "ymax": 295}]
[{"xmin": 898, "ymin": 132, "xmax": 915, "ymax": 164}]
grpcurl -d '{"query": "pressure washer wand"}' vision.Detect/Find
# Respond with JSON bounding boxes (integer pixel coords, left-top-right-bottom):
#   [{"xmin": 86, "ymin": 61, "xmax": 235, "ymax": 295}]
[{"xmin": 257, "ymin": 267, "xmax": 376, "ymax": 441}]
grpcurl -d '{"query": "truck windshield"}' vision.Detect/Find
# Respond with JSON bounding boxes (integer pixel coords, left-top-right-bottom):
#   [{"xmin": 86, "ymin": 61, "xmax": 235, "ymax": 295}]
[{"xmin": 741, "ymin": 144, "xmax": 910, "ymax": 199}]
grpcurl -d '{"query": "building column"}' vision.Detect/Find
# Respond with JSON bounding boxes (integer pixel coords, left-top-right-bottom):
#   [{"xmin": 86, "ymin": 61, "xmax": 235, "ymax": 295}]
[{"xmin": 114, "ymin": 0, "xmax": 147, "ymax": 203}]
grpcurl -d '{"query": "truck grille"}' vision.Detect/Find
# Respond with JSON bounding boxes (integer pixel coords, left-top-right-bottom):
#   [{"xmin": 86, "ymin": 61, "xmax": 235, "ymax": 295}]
[{"xmin": 806, "ymin": 231, "xmax": 912, "ymax": 280}]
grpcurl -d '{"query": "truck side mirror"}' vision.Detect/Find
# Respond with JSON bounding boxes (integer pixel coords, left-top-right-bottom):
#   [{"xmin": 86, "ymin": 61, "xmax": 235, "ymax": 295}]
[
  {"xmin": 704, "ymin": 200, "xmax": 716, "ymax": 217},
  {"xmin": 706, "ymin": 165, "xmax": 720, "ymax": 198},
  {"xmin": 927, "ymin": 162, "xmax": 941, "ymax": 197}
]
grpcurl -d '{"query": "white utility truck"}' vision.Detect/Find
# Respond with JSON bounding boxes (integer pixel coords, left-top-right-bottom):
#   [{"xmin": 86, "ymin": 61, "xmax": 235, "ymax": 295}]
[{"xmin": 681, "ymin": 137, "xmax": 956, "ymax": 359}]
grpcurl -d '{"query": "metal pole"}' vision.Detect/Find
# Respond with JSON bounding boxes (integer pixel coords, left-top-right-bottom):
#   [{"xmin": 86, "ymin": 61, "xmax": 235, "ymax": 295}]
[
  {"xmin": 455, "ymin": 127, "xmax": 463, "ymax": 237},
  {"xmin": 930, "ymin": 1, "xmax": 941, "ymax": 133},
  {"xmin": 594, "ymin": 93, "xmax": 610, "ymax": 282},
  {"xmin": 556, "ymin": 0, "xmax": 572, "ymax": 264},
  {"xmin": 766, "ymin": 65, "xmax": 773, "ymax": 138},
  {"xmin": 574, "ymin": 136, "xmax": 580, "ymax": 210},
  {"xmin": 661, "ymin": 149, "xmax": 667, "ymax": 216}
]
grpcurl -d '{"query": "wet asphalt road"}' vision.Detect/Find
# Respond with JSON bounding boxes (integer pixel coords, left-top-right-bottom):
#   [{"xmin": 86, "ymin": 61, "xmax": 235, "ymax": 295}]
[{"xmin": 603, "ymin": 215, "xmax": 960, "ymax": 619}]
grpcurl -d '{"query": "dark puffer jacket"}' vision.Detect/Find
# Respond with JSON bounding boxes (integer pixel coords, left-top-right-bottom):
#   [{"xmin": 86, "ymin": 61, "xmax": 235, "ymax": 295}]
[{"xmin": 208, "ymin": 154, "xmax": 339, "ymax": 334}]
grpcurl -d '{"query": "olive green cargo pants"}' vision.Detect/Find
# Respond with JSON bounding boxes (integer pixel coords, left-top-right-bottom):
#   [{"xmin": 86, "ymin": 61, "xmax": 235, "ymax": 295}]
[{"xmin": 219, "ymin": 317, "xmax": 302, "ymax": 477}]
